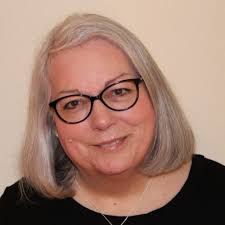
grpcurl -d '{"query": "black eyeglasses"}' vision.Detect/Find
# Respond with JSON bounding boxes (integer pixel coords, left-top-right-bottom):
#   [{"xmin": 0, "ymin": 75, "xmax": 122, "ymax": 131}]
[{"xmin": 49, "ymin": 77, "xmax": 143, "ymax": 124}]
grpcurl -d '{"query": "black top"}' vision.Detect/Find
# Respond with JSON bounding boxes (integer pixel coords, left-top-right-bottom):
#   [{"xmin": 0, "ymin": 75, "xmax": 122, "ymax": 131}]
[{"xmin": 1, "ymin": 154, "xmax": 225, "ymax": 225}]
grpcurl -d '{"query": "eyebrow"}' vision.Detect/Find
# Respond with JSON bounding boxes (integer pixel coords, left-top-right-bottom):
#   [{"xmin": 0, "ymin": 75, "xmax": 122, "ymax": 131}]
[
  {"xmin": 58, "ymin": 88, "xmax": 80, "ymax": 96},
  {"xmin": 57, "ymin": 73, "xmax": 133, "ymax": 97},
  {"xmin": 104, "ymin": 73, "xmax": 130, "ymax": 86}
]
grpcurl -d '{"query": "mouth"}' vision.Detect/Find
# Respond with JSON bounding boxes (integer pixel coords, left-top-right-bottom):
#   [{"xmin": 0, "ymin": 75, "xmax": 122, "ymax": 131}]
[{"xmin": 93, "ymin": 136, "xmax": 127, "ymax": 151}]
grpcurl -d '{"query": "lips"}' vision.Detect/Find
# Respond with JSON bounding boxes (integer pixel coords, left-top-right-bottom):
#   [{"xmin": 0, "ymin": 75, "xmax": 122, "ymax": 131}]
[{"xmin": 93, "ymin": 136, "xmax": 127, "ymax": 151}]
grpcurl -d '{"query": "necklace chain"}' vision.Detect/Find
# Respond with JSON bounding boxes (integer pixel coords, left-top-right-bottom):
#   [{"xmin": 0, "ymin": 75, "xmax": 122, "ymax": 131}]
[{"xmin": 75, "ymin": 178, "xmax": 151, "ymax": 225}]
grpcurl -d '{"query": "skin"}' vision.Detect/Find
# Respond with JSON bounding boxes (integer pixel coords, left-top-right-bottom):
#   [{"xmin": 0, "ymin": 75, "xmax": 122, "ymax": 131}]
[
  {"xmin": 49, "ymin": 39, "xmax": 155, "ymax": 178},
  {"xmin": 48, "ymin": 38, "xmax": 191, "ymax": 215}
]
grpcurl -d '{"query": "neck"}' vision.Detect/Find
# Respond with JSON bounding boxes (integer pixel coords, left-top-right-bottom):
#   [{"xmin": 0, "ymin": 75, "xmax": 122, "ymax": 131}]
[
  {"xmin": 75, "ymin": 169, "xmax": 149, "ymax": 198},
  {"xmin": 73, "ymin": 169, "xmax": 151, "ymax": 216}
]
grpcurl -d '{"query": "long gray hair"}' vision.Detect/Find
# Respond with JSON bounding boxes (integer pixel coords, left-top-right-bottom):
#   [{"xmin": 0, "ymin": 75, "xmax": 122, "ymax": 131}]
[{"xmin": 19, "ymin": 13, "xmax": 195, "ymax": 199}]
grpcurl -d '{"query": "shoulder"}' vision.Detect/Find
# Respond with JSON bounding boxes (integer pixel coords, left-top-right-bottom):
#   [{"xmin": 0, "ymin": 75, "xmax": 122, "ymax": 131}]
[
  {"xmin": 191, "ymin": 154, "xmax": 225, "ymax": 192},
  {"xmin": 0, "ymin": 181, "xmax": 22, "ymax": 207},
  {"xmin": 0, "ymin": 180, "xmax": 44, "ymax": 208},
  {"xmin": 0, "ymin": 180, "xmax": 59, "ymax": 224},
  {"xmin": 192, "ymin": 154, "xmax": 225, "ymax": 176},
  {"xmin": 0, "ymin": 181, "xmax": 26, "ymax": 223},
  {"xmin": 0, "ymin": 180, "xmax": 85, "ymax": 224}
]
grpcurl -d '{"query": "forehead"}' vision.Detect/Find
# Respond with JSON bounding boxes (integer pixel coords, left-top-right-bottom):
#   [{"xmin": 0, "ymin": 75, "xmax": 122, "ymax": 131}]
[{"xmin": 48, "ymin": 38, "xmax": 136, "ymax": 98}]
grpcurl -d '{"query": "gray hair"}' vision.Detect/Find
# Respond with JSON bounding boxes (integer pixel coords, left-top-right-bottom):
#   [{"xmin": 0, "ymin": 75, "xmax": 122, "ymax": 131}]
[{"xmin": 19, "ymin": 13, "xmax": 195, "ymax": 198}]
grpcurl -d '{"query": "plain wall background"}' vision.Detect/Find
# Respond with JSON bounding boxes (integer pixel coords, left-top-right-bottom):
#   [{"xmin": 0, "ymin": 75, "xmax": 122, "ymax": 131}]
[{"xmin": 0, "ymin": 0, "xmax": 225, "ymax": 195}]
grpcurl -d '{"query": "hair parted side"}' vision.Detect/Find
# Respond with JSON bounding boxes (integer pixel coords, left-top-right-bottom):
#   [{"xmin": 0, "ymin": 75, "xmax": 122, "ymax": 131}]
[{"xmin": 19, "ymin": 13, "xmax": 195, "ymax": 199}]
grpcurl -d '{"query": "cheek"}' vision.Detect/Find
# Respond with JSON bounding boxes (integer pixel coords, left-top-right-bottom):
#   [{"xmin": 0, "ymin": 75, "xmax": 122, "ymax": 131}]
[
  {"xmin": 54, "ymin": 120, "xmax": 91, "ymax": 166},
  {"xmin": 119, "ymin": 92, "xmax": 155, "ymax": 128},
  {"xmin": 53, "ymin": 116, "xmax": 88, "ymax": 148},
  {"xmin": 119, "ymin": 92, "xmax": 156, "ymax": 153}
]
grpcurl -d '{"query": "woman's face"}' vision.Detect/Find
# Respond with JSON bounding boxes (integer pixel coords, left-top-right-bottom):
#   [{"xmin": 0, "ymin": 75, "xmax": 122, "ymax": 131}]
[{"xmin": 49, "ymin": 39, "xmax": 155, "ymax": 176}]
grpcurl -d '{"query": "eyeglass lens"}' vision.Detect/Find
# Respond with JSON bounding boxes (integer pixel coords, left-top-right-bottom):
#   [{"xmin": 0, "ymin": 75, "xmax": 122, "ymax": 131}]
[{"xmin": 52, "ymin": 78, "xmax": 141, "ymax": 124}]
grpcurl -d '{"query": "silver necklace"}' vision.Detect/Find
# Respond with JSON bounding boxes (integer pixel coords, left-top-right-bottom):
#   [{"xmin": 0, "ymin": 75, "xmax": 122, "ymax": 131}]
[{"xmin": 75, "ymin": 178, "xmax": 151, "ymax": 225}]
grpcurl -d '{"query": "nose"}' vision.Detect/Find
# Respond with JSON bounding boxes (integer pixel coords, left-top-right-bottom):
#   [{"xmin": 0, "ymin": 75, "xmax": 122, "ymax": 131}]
[{"xmin": 89, "ymin": 100, "xmax": 116, "ymax": 130}]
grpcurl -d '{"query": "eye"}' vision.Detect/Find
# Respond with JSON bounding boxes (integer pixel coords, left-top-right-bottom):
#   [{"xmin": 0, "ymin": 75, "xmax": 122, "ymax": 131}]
[
  {"xmin": 64, "ymin": 100, "xmax": 79, "ymax": 110},
  {"xmin": 111, "ymin": 88, "xmax": 130, "ymax": 96},
  {"xmin": 64, "ymin": 99, "xmax": 81, "ymax": 110}
]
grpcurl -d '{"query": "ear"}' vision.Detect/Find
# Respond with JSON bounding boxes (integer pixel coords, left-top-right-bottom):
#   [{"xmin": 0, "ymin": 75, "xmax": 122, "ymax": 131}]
[
  {"xmin": 54, "ymin": 129, "xmax": 59, "ymax": 138},
  {"xmin": 48, "ymin": 110, "xmax": 58, "ymax": 137}
]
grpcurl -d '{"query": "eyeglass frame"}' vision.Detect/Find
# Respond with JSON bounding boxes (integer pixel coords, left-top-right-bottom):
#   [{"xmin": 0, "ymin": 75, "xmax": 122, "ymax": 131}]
[{"xmin": 49, "ymin": 77, "xmax": 143, "ymax": 124}]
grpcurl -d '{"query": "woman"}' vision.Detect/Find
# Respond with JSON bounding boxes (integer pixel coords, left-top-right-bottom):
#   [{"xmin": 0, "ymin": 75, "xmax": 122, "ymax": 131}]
[{"xmin": 0, "ymin": 13, "xmax": 224, "ymax": 225}]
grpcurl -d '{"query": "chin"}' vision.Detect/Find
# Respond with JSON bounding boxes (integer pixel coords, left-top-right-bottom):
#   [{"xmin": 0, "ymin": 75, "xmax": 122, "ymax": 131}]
[{"xmin": 94, "ymin": 161, "xmax": 136, "ymax": 177}]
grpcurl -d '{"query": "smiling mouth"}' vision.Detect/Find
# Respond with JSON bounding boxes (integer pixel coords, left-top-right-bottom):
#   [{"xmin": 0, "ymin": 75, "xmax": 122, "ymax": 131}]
[{"xmin": 93, "ymin": 136, "xmax": 127, "ymax": 151}]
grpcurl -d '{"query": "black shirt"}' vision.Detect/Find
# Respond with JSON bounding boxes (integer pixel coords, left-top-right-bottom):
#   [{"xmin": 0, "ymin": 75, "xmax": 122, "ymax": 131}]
[{"xmin": 1, "ymin": 154, "xmax": 225, "ymax": 225}]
